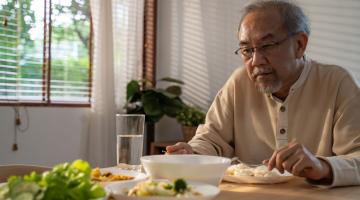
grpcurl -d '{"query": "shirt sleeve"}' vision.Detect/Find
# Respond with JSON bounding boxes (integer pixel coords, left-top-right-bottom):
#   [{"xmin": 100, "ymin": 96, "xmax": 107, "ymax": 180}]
[
  {"xmin": 188, "ymin": 74, "xmax": 236, "ymax": 157},
  {"xmin": 306, "ymin": 155, "xmax": 360, "ymax": 188},
  {"xmin": 310, "ymin": 73, "xmax": 360, "ymax": 187}
]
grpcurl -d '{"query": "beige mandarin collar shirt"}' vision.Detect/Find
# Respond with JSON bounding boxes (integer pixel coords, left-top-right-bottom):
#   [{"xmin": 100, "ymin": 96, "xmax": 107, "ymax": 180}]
[{"xmin": 189, "ymin": 58, "xmax": 360, "ymax": 187}]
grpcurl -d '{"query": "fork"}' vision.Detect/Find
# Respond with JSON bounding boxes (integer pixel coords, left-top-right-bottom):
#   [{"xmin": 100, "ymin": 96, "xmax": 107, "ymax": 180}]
[{"xmin": 230, "ymin": 157, "xmax": 263, "ymax": 167}]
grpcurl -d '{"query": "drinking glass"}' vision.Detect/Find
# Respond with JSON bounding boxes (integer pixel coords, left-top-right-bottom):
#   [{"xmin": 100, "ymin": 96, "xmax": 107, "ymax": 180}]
[{"xmin": 116, "ymin": 114, "xmax": 145, "ymax": 170}]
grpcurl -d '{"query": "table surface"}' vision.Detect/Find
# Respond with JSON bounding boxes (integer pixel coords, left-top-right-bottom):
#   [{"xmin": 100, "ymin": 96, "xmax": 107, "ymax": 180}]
[{"xmin": 217, "ymin": 177, "xmax": 360, "ymax": 200}]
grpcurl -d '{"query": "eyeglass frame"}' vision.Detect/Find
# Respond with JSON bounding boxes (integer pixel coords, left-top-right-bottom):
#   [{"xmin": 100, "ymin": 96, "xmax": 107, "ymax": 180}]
[{"xmin": 234, "ymin": 32, "xmax": 298, "ymax": 59}]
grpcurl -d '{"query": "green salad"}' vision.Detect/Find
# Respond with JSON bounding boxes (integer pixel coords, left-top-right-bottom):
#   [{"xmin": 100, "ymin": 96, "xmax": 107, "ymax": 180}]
[{"xmin": 0, "ymin": 160, "xmax": 106, "ymax": 200}]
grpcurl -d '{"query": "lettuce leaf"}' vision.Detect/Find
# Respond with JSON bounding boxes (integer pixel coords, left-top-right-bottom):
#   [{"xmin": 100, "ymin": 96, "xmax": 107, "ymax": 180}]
[{"xmin": 0, "ymin": 160, "xmax": 106, "ymax": 200}]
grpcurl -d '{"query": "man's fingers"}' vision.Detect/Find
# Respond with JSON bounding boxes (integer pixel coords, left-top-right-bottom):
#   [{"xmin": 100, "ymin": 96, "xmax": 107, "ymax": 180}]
[
  {"xmin": 267, "ymin": 143, "xmax": 332, "ymax": 180},
  {"xmin": 166, "ymin": 149, "xmax": 187, "ymax": 154},
  {"xmin": 291, "ymin": 158, "xmax": 309, "ymax": 176},
  {"xmin": 281, "ymin": 154, "xmax": 299, "ymax": 173},
  {"xmin": 165, "ymin": 144, "xmax": 179, "ymax": 152},
  {"xmin": 262, "ymin": 159, "xmax": 269, "ymax": 165},
  {"xmin": 268, "ymin": 145, "xmax": 287, "ymax": 170},
  {"xmin": 275, "ymin": 148, "xmax": 293, "ymax": 173},
  {"xmin": 166, "ymin": 142, "xmax": 185, "ymax": 152},
  {"xmin": 165, "ymin": 142, "xmax": 193, "ymax": 154},
  {"xmin": 268, "ymin": 142, "xmax": 299, "ymax": 172}
]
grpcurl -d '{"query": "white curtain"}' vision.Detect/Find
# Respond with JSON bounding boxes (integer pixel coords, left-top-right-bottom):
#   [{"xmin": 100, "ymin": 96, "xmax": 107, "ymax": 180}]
[{"xmin": 88, "ymin": 0, "xmax": 144, "ymax": 167}]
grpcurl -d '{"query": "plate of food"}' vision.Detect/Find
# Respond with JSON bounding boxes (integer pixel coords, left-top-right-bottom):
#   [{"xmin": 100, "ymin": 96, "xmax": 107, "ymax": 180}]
[
  {"xmin": 105, "ymin": 178, "xmax": 220, "ymax": 200},
  {"xmin": 91, "ymin": 167, "xmax": 147, "ymax": 182},
  {"xmin": 223, "ymin": 164, "xmax": 294, "ymax": 184}
]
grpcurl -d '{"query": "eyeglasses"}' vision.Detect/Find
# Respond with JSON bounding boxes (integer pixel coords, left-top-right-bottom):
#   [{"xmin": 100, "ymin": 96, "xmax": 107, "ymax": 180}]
[{"xmin": 235, "ymin": 34, "xmax": 295, "ymax": 59}]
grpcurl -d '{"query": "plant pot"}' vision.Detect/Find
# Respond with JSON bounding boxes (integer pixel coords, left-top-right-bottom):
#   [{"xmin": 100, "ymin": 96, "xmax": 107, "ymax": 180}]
[
  {"xmin": 144, "ymin": 123, "xmax": 155, "ymax": 155},
  {"xmin": 181, "ymin": 125, "xmax": 198, "ymax": 142}
]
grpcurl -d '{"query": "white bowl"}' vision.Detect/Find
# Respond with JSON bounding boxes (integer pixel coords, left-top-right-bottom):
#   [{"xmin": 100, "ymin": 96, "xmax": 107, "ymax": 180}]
[{"xmin": 140, "ymin": 154, "xmax": 231, "ymax": 186}]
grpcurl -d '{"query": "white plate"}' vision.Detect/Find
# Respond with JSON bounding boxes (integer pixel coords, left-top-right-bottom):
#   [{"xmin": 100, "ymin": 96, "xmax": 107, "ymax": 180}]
[
  {"xmin": 98, "ymin": 167, "xmax": 148, "ymax": 182},
  {"xmin": 105, "ymin": 180, "xmax": 220, "ymax": 200},
  {"xmin": 223, "ymin": 171, "xmax": 294, "ymax": 184}
]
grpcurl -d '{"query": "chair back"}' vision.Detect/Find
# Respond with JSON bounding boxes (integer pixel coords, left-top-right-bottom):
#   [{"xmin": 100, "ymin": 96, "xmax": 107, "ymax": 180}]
[{"xmin": 0, "ymin": 165, "xmax": 51, "ymax": 182}]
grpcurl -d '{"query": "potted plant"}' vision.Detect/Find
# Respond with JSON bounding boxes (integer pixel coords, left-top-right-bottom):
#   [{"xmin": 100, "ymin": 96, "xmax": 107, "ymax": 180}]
[
  {"xmin": 125, "ymin": 77, "xmax": 185, "ymax": 123},
  {"xmin": 125, "ymin": 77, "xmax": 186, "ymax": 154},
  {"xmin": 176, "ymin": 105, "xmax": 206, "ymax": 142}
]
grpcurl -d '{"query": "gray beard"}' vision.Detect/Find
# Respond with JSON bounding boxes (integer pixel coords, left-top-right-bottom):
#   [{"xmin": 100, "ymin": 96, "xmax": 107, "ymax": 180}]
[{"xmin": 256, "ymin": 81, "xmax": 282, "ymax": 94}]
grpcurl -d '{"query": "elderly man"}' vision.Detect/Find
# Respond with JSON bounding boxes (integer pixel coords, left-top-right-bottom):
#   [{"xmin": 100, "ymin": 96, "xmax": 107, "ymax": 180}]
[{"xmin": 166, "ymin": 0, "xmax": 360, "ymax": 187}]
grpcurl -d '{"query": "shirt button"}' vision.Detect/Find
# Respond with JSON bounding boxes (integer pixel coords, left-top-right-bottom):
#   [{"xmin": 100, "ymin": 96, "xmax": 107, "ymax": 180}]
[
  {"xmin": 280, "ymin": 106, "xmax": 286, "ymax": 112},
  {"xmin": 280, "ymin": 128, "xmax": 286, "ymax": 134}
]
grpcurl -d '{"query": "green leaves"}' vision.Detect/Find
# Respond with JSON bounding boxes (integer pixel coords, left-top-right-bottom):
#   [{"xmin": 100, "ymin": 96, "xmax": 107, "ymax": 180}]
[
  {"xmin": 165, "ymin": 86, "xmax": 182, "ymax": 97},
  {"xmin": 0, "ymin": 160, "xmax": 106, "ymax": 200},
  {"xmin": 162, "ymin": 98, "xmax": 183, "ymax": 118},
  {"xmin": 176, "ymin": 105, "xmax": 206, "ymax": 127},
  {"xmin": 159, "ymin": 77, "xmax": 184, "ymax": 84},
  {"xmin": 125, "ymin": 77, "xmax": 186, "ymax": 123},
  {"xmin": 5, "ymin": 177, "xmax": 42, "ymax": 200},
  {"xmin": 142, "ymin": 91, "xmax": 162, "ymax": 116},
  {"xmin": 127, "ymin": 80, "xmax": 141, "ymax": 101},
  {"xmin": 71, "ymin": 159, "xmax": 91, "ymax": 174}
]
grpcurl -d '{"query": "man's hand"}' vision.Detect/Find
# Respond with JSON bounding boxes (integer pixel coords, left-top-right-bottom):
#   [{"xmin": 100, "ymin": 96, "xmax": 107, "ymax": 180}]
[
  {"xmin": 165, "ymin": 142, "xmax": 194, "ymax": 154},
  {"xmin": 264, "ymin": 142, "xmax": 333, "ymax": 181}
]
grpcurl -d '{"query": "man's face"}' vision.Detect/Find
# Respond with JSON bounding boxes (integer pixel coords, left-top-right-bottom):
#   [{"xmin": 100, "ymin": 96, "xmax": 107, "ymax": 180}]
[{"xmin": 238, "ymin": 9, "xmax": 300, "ymax": 95}]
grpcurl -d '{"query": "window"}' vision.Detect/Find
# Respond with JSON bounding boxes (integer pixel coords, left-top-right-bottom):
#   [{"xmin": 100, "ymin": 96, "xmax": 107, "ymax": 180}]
[{"xmin": 0, "ymin": 0, "xmax": 92, "ymax": 106}]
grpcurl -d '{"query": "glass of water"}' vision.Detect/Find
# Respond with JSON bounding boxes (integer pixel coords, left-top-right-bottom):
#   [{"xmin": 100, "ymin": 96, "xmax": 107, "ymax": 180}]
[{"xmin": 116, "ymin": 114, "xmax": 145, "ymax": 170}]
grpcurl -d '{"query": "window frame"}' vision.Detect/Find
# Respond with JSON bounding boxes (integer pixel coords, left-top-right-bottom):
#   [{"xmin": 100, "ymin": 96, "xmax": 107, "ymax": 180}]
[
  {"xmin": 142, "ymin": 0, "xmax": 157, "ymax": 155},
  {"xmin": 0, "ymin": 0, "xmax": 93, "ymax": 107}
]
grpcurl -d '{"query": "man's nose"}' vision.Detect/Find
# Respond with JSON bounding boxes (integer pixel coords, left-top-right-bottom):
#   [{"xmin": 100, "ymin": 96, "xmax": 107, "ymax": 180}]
[{"xmin": 251, "ymin": 49, "xmax": 267, "ymax": 66}]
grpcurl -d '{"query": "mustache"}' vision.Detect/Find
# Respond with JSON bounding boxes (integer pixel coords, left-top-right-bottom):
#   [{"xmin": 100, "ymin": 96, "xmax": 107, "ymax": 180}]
[{"xmin": 251, "ymin": 68, "xmax": 274, "ymax": 79}]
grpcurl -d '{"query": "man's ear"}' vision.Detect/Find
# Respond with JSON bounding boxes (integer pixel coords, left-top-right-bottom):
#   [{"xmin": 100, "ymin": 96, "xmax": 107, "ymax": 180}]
[{"xmin": 295, "ymin": 32, "xmax": 308, "ymax": 59}]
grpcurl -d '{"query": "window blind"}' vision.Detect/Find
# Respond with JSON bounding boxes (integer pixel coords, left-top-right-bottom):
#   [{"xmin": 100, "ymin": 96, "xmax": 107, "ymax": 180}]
[
  {"xmin": 156, "ymin": 0, "xmax": 360, "ymax": 110},
  {"xmin": 0, "ymin": 0, "xmax": 45, "ymax": 102},
  {"xmin": 300, "ymin": 0, "xmax": 360, "ymax": 84},
  {"xmin": 50, "ymin": 0, "xmax": 92, "ymax": 103},
  {"xmin": 0, "ymin": 0, "xmax": 91, "ymax": 105}
]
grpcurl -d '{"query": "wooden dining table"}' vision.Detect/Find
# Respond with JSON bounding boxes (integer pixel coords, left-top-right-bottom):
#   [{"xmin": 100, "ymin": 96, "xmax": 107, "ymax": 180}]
[{"xmin": 217, "ymin": 177, "xmax": 360, "ymax": 200}]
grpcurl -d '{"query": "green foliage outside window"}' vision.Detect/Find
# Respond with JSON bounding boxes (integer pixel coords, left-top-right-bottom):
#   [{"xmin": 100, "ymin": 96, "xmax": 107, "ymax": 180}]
[{"xmin": 0, "ymin": 0, "xmax": 91, "ymax": 103}]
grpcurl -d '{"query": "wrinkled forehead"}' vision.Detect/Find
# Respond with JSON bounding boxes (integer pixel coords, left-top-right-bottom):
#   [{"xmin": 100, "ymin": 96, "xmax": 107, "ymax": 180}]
[{"xmin": 238, "ymin": 9, "xmax": 285, "ymax": 44}]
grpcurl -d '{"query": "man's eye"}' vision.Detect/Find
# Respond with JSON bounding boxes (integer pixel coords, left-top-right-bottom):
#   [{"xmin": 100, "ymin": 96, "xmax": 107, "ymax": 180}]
[
  {"xmin": 241, "ymin": 48, "xmax": 252, "ymax": 55},
  {"xmin": 261, "ymin": 43, "xmax": 275, "ymax": 50}
]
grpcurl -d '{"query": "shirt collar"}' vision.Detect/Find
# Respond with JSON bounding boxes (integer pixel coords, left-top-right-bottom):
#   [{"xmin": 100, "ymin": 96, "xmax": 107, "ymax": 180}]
[
  {"xmin": 267, "ymin": 56, "xmax": 311, "ymax": 102},
  {"xmin": 289, "ymin": 56, "xmax": 311, "ymax": 92}
]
